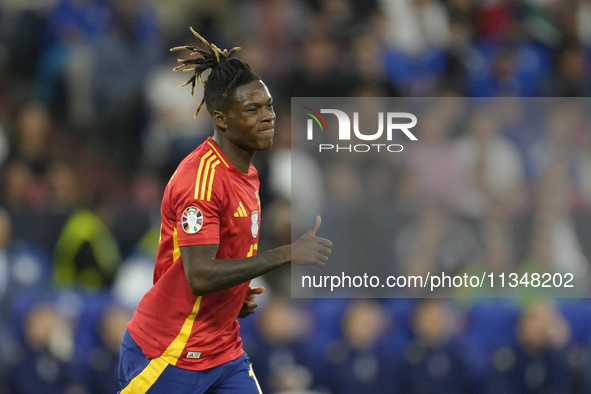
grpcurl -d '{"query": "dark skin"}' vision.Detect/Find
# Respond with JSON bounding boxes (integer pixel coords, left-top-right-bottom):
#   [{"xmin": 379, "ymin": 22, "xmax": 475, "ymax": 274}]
[
  {"xmin": 210, "ymin": 79, "xmax": 276, "ymax": 173},
  {"xmin": 180, "ymin": 80, "xmax": 332, "ymax": 318}
]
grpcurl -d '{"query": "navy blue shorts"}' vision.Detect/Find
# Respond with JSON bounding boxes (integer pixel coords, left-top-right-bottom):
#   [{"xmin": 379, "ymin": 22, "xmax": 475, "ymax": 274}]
[{"xmin": 118, "ymin": 329, "xmax": 262, "ymax": 394}]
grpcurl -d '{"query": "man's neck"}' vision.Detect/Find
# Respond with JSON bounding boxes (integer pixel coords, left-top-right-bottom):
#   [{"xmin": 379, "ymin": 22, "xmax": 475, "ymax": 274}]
[{"xmin": 212, "ymin": 133, "xmax": 254, "ymax": 174}]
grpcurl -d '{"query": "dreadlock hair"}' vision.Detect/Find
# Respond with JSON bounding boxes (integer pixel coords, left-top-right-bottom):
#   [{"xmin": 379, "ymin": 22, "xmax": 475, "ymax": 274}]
[{"xmin": 171, "ymin": 28, "xmax": 260, "ymax": 118}]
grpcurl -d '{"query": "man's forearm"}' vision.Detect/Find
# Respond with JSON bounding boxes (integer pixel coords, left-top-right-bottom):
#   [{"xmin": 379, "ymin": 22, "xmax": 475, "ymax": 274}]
[{"xmin": 183, "ymin": 245, "xmax": 291, "ymax": 296}]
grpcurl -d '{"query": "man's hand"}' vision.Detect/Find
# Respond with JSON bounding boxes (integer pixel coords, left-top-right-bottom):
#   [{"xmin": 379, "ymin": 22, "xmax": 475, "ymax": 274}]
[
  {"xmin": 291, "ymin": 216, "xmax": 332, "ymax": 267},
  {"xmin": 238, "ymin": 286, "xmax": 265, "ymax": 318}
]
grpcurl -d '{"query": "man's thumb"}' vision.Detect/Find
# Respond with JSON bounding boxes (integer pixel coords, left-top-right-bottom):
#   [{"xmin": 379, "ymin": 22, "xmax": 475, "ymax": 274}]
[
  {"xmin": 306, "ymin": 215, "xmax": 321, "ymax": 236},
  {"xmin": 250, "ymin": 286, "xmax": 265, "ymax": 295}
]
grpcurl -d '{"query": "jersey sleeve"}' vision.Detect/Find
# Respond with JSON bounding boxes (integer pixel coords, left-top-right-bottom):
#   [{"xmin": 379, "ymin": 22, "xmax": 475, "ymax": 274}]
[{"xmin": 172, "ymin": 163, "xmax": 224, "ymax": 247}]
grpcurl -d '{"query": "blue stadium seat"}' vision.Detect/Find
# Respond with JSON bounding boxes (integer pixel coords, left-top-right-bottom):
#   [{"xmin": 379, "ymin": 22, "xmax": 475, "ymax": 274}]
[
  {"xmin": 380, "ymin": 298, "xmax": 415, "ymax": 348},
  {"xmin": 307, "ymin": 298, "xmax": 350, "ymax": 346},
  {"xmin": 465, "ymin": 301, "xmax": 520, "ymax": 355}
]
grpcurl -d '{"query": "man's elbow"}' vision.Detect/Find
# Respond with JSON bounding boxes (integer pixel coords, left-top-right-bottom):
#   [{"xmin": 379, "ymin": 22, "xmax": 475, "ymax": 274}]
[{"xmin": 187, "ymin": 277, "xmax": 212, "ymax": 296}]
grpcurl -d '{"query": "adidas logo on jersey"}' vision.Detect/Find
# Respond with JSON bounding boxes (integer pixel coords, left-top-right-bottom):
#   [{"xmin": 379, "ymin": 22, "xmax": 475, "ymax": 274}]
[{"xmin": 233, "ymin": 201, "xmax": 248, "ymax": 217}]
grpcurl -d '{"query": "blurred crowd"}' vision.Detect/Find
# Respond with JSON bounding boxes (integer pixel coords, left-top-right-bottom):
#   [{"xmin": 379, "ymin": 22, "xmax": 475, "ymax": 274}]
[{"xmin": 0, "ymin": 0, "xmax": 590, "ymax": 393}]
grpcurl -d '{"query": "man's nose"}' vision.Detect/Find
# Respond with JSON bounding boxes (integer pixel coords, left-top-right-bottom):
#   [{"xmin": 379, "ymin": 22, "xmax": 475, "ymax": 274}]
[{"xmin": 262, "ymin": 107, "xmax": 275, "ymax": 122}]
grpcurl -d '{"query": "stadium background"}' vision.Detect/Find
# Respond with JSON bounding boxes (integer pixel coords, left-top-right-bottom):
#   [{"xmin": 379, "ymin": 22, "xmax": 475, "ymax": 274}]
[{"xmin": 1, "ymin": 0, "xmax": 591, "ymax": 393}]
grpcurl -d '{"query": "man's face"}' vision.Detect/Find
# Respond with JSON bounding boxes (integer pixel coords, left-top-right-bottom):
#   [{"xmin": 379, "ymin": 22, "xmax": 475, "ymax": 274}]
[{"xmin": 222, "ymin": 80, "xmax": 275, "ymax": 152}]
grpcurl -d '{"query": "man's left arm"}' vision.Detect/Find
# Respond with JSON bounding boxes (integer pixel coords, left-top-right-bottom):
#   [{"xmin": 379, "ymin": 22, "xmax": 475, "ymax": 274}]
[{"xmin": 238, "ymin": 286, "xmax": 265, "ymax": 318}]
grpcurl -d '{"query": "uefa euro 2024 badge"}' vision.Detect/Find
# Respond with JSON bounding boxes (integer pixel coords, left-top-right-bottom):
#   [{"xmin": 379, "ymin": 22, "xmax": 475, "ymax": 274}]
[
  {"xmin": 251, "ymin": 211, "xmax": 259, "ymax": 238},
  {"xmin": 182, "ymin": 206, "xmax": 204, "ymax": 234}
]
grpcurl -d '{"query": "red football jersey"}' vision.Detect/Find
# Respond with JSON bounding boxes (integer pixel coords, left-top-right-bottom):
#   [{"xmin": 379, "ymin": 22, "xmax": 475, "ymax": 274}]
[{"xmin": 127, "ymin": 137, "xmax": 261, "ymax": 371}]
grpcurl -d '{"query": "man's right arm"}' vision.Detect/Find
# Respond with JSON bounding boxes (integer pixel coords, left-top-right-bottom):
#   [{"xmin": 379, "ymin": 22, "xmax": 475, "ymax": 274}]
[{"xmin": 181, "ymin": 216, "xmax": 331, "ymax": 296}]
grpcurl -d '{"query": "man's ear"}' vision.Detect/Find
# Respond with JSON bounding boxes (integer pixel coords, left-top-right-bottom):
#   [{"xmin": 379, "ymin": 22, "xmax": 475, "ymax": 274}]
[{"xmin": 212, "ymin": 110, "xmax": 227, "ymax": 130}]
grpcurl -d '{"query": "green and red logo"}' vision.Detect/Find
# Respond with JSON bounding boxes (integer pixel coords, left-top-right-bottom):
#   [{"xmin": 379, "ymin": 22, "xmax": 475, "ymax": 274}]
[{"xmin": 303, "ymin": 107, "xmax": 329, "ymax": 139}]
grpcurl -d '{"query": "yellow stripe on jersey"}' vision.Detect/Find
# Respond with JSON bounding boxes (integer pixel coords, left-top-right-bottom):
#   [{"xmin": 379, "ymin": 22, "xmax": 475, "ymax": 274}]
[
  {"xmin": 168, "ymin": 170, "xmax": 177, "ymax": 184},
  {"xmin": 206, "ymin": 160, "xmax": 220, "ymax": 201},
  {"xmin": 199, "ymin": 155, "xmax": 217, "ymax": 200},
  {"xmin": 161, "ymin": 296, "xmax": 202, "ymax": 365},
  {"xmin": 207, "ymin": 141, "xmax": 230, "ymax": 168},
  {"xmin": 120, "ymin": 296, "xmax": 203, "ymax": 393},
  {"xmin": 172, "ymin": 228, "xmax": 180, "ymax": 263},
  {"xmin": 195, "ymin": 150, "xmax": 214, "ymax": 199}
]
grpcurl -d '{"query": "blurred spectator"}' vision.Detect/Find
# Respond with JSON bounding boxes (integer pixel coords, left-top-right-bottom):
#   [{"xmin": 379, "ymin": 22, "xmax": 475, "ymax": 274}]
[
  {"xmin": 481, "ymin": 300, "xmax": 571, "ymax": 394},
  {"xmin": 349, "ymin": 33, "xmax": 400, "ymax": 97},
  {"xmin": 404, "ymin": 103, "xmax": 466, "ymax": 208},
  {"xmin": 111, "ymin": 250, "xmax": 154, "ymax": 311},
  {"xmin": 395, "ymin": 299, "xmax": 477, "ymax": 394},
  {"xmin": 6, "ymin": 298, "xmax": 86, "ymax": 394},
  {"xmin": 244, "ymin": 297, "xmax": 314, "ymax": 394},
  {"xmin": 0, "ymin": 208, "xmax": 53, "ymax": 300},
  {"xmin": 324, "ymin": 299, "xmax": 392, "ymax": 394},
  {"xmin": 474, "ymin": 0, "xmax": 516, "ymax": 40},
  {"xmin": 379, "ymin": 0, "xmax": 449, "ymax": 55},
  {"xmin": 91, "ymin": 0, "xmax": 161, "ymax": 172},
  {"xmin": 494, "ymin": 97, "xmax": 542, "ymax": 183},
  {"xmin": 441, "ymin": 17, "xmax": 477, "ymax": 94},
  {"xmin": 35, "ymin": 0, "xmax": 113, "ymax": 119},
  {"xmin": 529, "ymin": 102, "xmax": 590, "ymax": 193},
  {"xmin": 2, "ymin": 159, "xmax": 69, "ymax": 252},
  {"xmin": 462, "ymin": 301, "xmax": 521, "ymax": 380},
  {"xmin": 110, "ymin": 171, "xmax": 162, "ymax": 256},
  {"xmin": 281, "ymin": 33, "xmax": 351, "ymax": 99},
  {"xmin": 288, "ymin": 131, "xmax": 325, "ymax": 234},
  {"xmin": 45, "ymin": 0, "xmax": 112, "ymax": 46},
  {"xmin": 308, "ymin": 0, "xmax": 372, "ymax": 40},
  {"xmin": 2, "ymin": 160, "xmax": 37, "ymax": 210},
  {"xmin": 539, "ymin": 155, "xmax": 587, "ymax": 260},
  {"xmin": 379, "ymin": 0, "xmax": 449, "ymax": 95},
  {"xmin": 394, "ymin": 201, "xmax": 480, "ymax": 287},
  {"xmin": 84, "ymin": 305, "xmax": 131, "ymax": 394},
  {"xmin": 112, "ymin": 223, "xmax": 159, "ymax": 311},
  {"xmin": 518, "ymin": 160, "xmax": 590, "ymax": 296},
  {"xmin": 319, "ymin": 160, "xmax": 370, "ymax": 281},
  {"xmin": 540, "ymin": 44, "xmax": 591, "ymax": 96},
  {"xmin": 52, "ymin": 195, "xmax": 121, "ymax": 292},
  {"xmin": 143, "ymin": 54, "xmax": 212, "ymax": 176},
  {"xmin": 3, "ymin": 102, "xmax": 55, "ymax": 210},
  {"xmin": 47, "ymin": 160, "xmax": 87, "ymax": 212},
  {"xmin": 578, "ymin": 0, "xmax": 591, "ymax": 46},
  {"xmin": 0, "ymin": 1, "xmax": 51, "ymax": 104},
  {"xmin": 455, "ymin": 106, "xmax": 525, "ymax": 218},
  {"xmin": 9, "ymin": 102, "xmax": 54, "ymax": 177},
  {"xmin": 456, "ymin": 234, "xmax": 518, "ymax": 299},
  {"xmin": 466, "ymin": 43, "xmax": 550, "ymax": 97}
]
